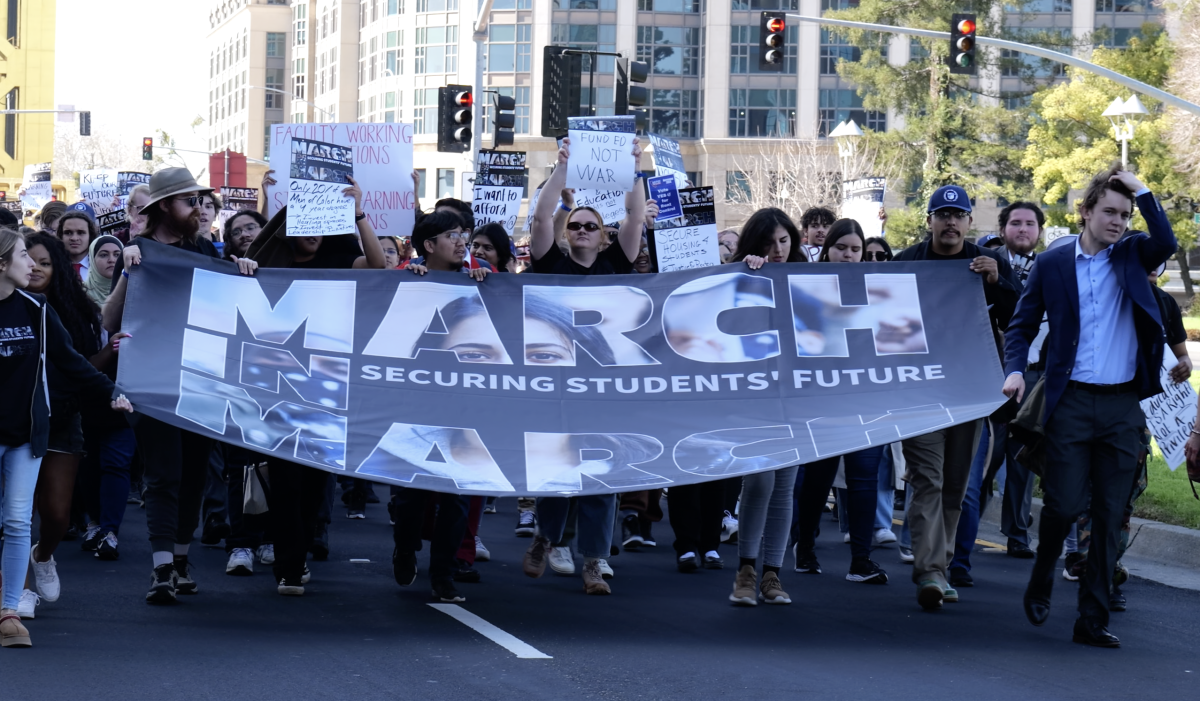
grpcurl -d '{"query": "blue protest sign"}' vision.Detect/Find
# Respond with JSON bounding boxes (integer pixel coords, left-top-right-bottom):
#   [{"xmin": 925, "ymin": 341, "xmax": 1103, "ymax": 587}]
[{"xmin": 648, "ymin": 174, "xmax": 682, "ymax": 222}]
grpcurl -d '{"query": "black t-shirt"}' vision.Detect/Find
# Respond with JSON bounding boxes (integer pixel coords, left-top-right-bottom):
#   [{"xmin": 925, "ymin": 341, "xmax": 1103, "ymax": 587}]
[
  {"xmin": 1153, "ymin": 286, "xmax": 1187, "ymax": 347},
  {"xmin": 532, "ymin": 241, "xmax": 634, "ymax": 276},
  {"xmin": 293, "ymin": 252, "xmax": 360, "ymax": 270},
  {"xmin": 110, "ymin": 236, "xmax": 221, "ymax": 294},
  {"xmin": 0, "ymin": 293, "xmax": 39, "ymax": 447}
]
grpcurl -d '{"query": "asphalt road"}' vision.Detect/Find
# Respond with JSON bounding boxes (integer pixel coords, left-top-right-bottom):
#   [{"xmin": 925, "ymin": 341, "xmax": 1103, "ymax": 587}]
[{"xmin": 10, "ymin": 497, "xmax": 1200, "ymax": 700}]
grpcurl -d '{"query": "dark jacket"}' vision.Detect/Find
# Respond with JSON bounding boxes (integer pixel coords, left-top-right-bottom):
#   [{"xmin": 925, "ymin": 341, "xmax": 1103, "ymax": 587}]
[
  {"xmin": 1003, "ymin": 191, "xmax": 1177, "ymax": 421},
  {"xmin": 14, "ymin": 290, "xmax": 116, "ymax": 457}
]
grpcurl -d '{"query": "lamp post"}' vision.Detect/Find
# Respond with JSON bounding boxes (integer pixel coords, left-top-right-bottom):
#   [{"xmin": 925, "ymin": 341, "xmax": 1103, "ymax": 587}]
[
  {"xmin": 828, "ymin": 119, "xmax": 863, "ymax": 180},
  {"xmin": 1101, "ymin": 95, "xmax": 1148, "ymax": 168}
]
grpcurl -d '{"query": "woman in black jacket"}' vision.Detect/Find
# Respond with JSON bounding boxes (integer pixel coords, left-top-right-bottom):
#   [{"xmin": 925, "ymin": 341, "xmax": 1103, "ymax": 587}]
[{"xmin": 0, "ymin": 229, "xmax": 131, "ymax": 648}]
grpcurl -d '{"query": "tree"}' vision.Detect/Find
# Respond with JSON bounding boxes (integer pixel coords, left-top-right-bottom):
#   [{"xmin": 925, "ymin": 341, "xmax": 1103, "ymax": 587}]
[{"xmin": 53, "ymin": 122, "xmax": 151, "ymax": 182}]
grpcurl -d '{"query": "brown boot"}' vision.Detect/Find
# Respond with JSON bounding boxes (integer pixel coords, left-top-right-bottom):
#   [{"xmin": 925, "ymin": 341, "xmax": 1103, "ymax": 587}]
[
  {"xmin": 582, "ymin": 559, "xmax": 611, "ymax": 595},
  {"xmin": 1, "ymin": 610, "xmax": 31, "ymax": 648},
  {"xmin": 729, "ymin": 565, "xmax": 757, "ymax": 606},
  {"xmin": 523, "ymin": 536, "xmax": 550, "ymax": 578}
]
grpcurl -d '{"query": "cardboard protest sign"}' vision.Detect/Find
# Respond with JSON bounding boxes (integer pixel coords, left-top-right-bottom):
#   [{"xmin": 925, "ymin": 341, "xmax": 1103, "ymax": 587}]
[
  {"xmin": 472, "ymin": 150, "xmax": 527, "ymax": 235},
  {"xmin": 841, "ymin": 177, "xmax": 887, "ymax": 239},
  {"xmin": 80, "ymin": 169, "xmax": 120, "ymax": 215},
  {"xmin": 1141, "ymin": 349, "xmax": 1198, "ymax": 470},
  {"xmin": 21, "ymin": 162, "xmax": 52, "ymax": 211},
  {"xmin": 653, "ymin": 186, "xmax": 720, "ymax": 272},
  {"xmin": 571, "ymin": 189, "xmax": 626, "ymax": 226},
  {"xmin": 648, "ymin": 174, "xmax": 682, "ymax": 222},
  {"xmin": 285, "ymin": 137, "xmax": 355, "ymax": 238},
  {"xmin": 566, "ymin": 116, "xmax": 636, "ymax": 192},
  {"xmin": 268, "ymin": 123, "xmax": 415, "ymax": 237},
  {"xmin": 648, "ymin": 133, "xmax": 688, "ymax": 188},
  {"xmin": 98, "ymin": 209, "xmax": 130, "ymax": 243}
]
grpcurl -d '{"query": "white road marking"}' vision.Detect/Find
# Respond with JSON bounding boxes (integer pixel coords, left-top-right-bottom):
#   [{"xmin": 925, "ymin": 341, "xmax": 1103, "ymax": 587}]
[{"xmin": 428, "ymin": 604, "xmax": 552, "ymax": 659}]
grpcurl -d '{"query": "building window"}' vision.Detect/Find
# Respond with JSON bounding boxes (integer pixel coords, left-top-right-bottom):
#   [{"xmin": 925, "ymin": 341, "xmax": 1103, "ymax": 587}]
[
  {"xmin": 369, "ymin": 36, "xmax": 378, "ymax": 82},
  {"xmin": 330, "ymin": 47, "xmax": 338, "ymax": 90},
  {"xmin": 6, "ymin": 0, "xmax": 18, "ymax": 47},
  {"xmin": 551, "ymin": 24, "xmax": 617, "ymax": 74},
  {"xmin": 386, "ymin": 30, "xmax": 404, "ymax": 76},
  {"xmin": 1095, "ymin": 0, "xmax": 1152, "ymax": 11},
  {"xmin": 637, "ymin": 0, "xmax": 701, "ymax": 10},
  {"xmin": 687, "ymin": 171, "xmax": 701, "ymax": 187},
  {"xmin": 732, "ymin": 0, "xmax": 798, "ymax": 8},
  {"xmin": 417, "ymin": 0, "xmax": 458, "ymax": 11},
  {"xmin": 414, "ymin": 88, "xmax": 438, "ymax": 134},
  {"xmin": 553, "ymin": 0, "xmax": 616, "ymax": 8},
  {"xmin": 267, "ymin": 32, "xmax": 286, "ymax": 57},
  {"xmin": 4, "ymin": 88, "xmax": 16, "ymax": 158},
  {"xmin": 481, "ymin": 86, "xmax": 532, "ymax": 135},
  {"xmin": 415, "ymin": 26, "xmax": 459, "ymax": 74},
  {"xmin": 637, "ymin": 27, "xmax": 702, "ymax": 76},
  {"xmin": 728, "ymin": 89, "xmax": 796, "ymax": 137},
  {"xmin": 726, "ymin": 171, "xmax": 751, "ymax": 201},
  {"xmin": 649, "ymin": 89, "xmax": 700, "ymax": 138},
  {"xmin": 437, "ymin": 168, "xmax": 455, "ymax": 199},
  {"xmin": 818, "ymin": 88, "xmax": 886, "ymax": 136},
  {"xmin": 487, "ymin": 24, "xmax": 532, "ymax": 73},
  {"xmin": 293, "ymin": 3, "xmax": 307, "ymax": 46},
  {"xmin": 415, "ymin": 169, "xmax": 427, "ymax": 198},
  {"xmin": 265, "ymin": 68, "xmax": 285, "ymax": 109},
  {"xmin": 293, "ymin": 58, "xmax": 306, "ymax": 100},
  {"xmin": 820, "ymin": 29, "xmax": 860, "ymax": 75},
  {"xmin": 730, "ymin": 24, "xmax": 798, "ymax": 74},
  {"xmin": 493, "ymin": 0, "xmax": 532, "ymax": 7}
]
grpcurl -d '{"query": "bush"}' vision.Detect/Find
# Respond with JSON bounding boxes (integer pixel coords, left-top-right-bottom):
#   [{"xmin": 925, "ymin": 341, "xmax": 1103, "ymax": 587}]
[{"xmin": 1188, "ymin": 328, "xmax": 1200, "ymax": 342}]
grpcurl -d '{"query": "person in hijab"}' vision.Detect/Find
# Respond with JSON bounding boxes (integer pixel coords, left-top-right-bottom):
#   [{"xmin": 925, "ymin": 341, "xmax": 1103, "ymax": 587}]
[{"xmin": 82, "ymin": 235, "xmax": 123, "ymax": 309}]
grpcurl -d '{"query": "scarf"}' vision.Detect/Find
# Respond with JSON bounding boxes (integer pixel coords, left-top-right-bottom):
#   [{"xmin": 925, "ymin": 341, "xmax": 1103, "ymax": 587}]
[{"xmin": 82, "ymin": 235, "xmax": 123, "ymax": 308}]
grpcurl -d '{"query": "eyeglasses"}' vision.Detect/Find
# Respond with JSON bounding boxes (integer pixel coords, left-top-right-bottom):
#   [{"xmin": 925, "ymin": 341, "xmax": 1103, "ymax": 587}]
[
  {"xmin": 566, "ymin": 221, "xmax": 602, "ymax": 232},
  {"xmin": 231, "ymin": 222, "xmax": 260, "ymax": 237},
  {"xmin": 437, "ymin": 231, "xmax": 469, "ymax": 242},
  {"xmin": 864, "ymin": 251, "xmax": 892, "ymax": 261},
  {"xmin": 932, "ymin": 210, "xmax": 970, "ymax": 222},
  {"xmin": 175, "ymin": 195, "xmax": 203, "ymax": 208}
]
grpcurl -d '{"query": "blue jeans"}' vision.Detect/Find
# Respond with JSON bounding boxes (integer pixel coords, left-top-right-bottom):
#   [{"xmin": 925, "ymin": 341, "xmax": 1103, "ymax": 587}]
[
  {"xmin": 742, "ymin": 466, "xmax": 799, "ymax": 568},
  {"xmin": 0, "ymin": 444, "xmax": 43, "ymax": 610},
  {"xmin": 536, "ymin": 494, "xmax": 616, "ymax": 559},
  {"xmin": 950, "ymin": 420, "xmax": 991, "ymax": 572},
  {"xmin": 95, "ymin": 428, "xmax": 137, "ymax": 535}
]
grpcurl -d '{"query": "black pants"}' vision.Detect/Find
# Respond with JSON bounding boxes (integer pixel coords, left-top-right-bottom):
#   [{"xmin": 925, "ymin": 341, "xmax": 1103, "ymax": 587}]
[
  {"xmin": 794, "ymin": 448, "xmax": 883, "ymax": 560},
  {"xmin": 225, "ymin": 446, "xmax": 269, "ymax": 553},
  {"xmin": 136, "ymin": 416, "xmax": 213, "ymax": 554},
  {"xmin": 266, "ymin": 458, "xmax": 331, "ymax": 580},
  {"xmin": 1002, "ymin": 368, "xmax": 1043, "ymax": 546},
  {"xmin": 1029, "ymin": 385, "xmax": 1142, "ymax": 627},
  {"xmin": 668, "ymin": 481, "xmax": 726, "ymax": 556},
  {"xmin": 392, "ymin": 489, "xmax": 470, "ymax": 582}
]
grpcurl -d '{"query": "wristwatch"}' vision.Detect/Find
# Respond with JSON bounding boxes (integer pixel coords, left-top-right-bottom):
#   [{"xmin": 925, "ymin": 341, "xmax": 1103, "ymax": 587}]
[{"xmin": 355, "ymin": 212, "xmax": 367, "ymax": 222}]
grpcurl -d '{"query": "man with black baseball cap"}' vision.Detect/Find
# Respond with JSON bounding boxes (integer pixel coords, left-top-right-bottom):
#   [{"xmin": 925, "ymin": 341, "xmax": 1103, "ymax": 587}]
[{"xmin": 893, "ymin": 185, "xmax": 1020, "ymax": 610}]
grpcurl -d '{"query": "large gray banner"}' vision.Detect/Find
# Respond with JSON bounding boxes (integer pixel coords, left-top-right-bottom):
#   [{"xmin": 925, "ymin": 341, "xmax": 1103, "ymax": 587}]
[{"xmin": 117, "ymin": 242, "xmax": 1006, "ymax": 496}]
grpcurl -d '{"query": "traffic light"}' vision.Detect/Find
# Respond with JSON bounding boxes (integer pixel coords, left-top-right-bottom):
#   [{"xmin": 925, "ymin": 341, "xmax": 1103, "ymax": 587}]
[
  {"xmin": 142, "ymin": 137, "xmax": 153, "ymax": 161},
  {"xmin": 949, "ymin": 13, "xmax": 977, "ymax": 75},
  {"xmin": 614, "ymin": 58, "xmax": 650, "ymax": 132},
  {"xmin": 541, "ymin": 46, "xmax": 583, "ymax": 138},
  {"xmin": 492, "ymin": 94, "xmax": 516, "ymax": 147},
  {"xmin": 758, "ymin": 12, "xmax": 786, "ymax": 72},
  {"xmin": 437, "ymin": 85, "xmax": 473, "ymax": 153},
  {"xmin": 79, "ymin": 111, "xmax": 91, "ymax": 137}
]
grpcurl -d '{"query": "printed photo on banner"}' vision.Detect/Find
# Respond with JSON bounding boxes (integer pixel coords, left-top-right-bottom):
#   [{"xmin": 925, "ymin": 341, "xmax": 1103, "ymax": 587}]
[
  {"xmin": 788, "ymin": 274, "xmax": 928, "ymax": 357},
  {"xmin": 648, "ymin": 174, "xmax": 682, "ymax": 222},
  {"xmin": 473, "ymin": 149, "xmax": 527, "ymax": 235},
  {"xmin": 80, "ymin": 169, "xmax": 119, "ymax": 215},
  {"xmin": 652, "ymin": 186, "xmax": 719, "ymax": 273},
  {"xmin": 267, "ymin": 122, "xmax": 416, "ymax": 237},
  {"xmin": 21, "ymin": 162, "xmax": 52, "ymax": 210},
  {"xmin": 648, "ymin": 133, "xmax": 688, "ymax": 188},
  {"xmin": 98, "ymin": 210, "xmax": 130, "ymax": 242},
  {"xmin": 286, "ymin": 136, "xmax": 356, "ymax": 238},
  {"xmin": 566, "ymin": 115, "xmax": 637, "ymax": 192},
  {"xmin": 842, "ymin": 177, "xmax": 887, "ymax": 239},
  {"xmin": 217, "ymin": 187, "xmax": 260, "ymax": 231}
]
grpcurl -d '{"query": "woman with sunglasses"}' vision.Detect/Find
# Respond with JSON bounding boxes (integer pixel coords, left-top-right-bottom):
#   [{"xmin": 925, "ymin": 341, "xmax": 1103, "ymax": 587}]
[
  {"xmin": 863, "ymin": 236, "xmax": 893, "ymax": 262},
  {"xmin": 791, "ymin": 219, "xmax": 890, "ymax": 586}
]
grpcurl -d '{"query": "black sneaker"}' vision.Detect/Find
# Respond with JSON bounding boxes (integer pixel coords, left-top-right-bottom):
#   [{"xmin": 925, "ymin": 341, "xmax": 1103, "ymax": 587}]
[
  {"xmin": 200, "ymin": 518, "xmax": 230, "ymax": 546},
  {"xmin": 483, "ymin": 497, "xmax": 497, "ymax": 514},
  {"xmin": 347, "ymin": 508, "xmax": 366, "ymax": 519},
  {"xmin": 277, "ymin": 575, "xmax": 305, "ymax": 596},
  {"xmin": 794, "ymin": 548, "xmax": 822, "ymax": 574},
  {"xmin": 677, "ymin": 553, "xmax": 699, "ymax": 573},
  {"xmin": 346, "ymin": 491, "xmax": 367, "ymax": 519},
  {"xmin": 310, "ymin": 523, "xmax": 330, "ymax": 561},
  {"xmin": 949, "ymin": 566, "xmax": 974, "ymax": 588},
  {"xmin": 80, "ymin": 525, "xmax": 103, "ymax": 552},
  {"xmin": 1062, "ymin": 552, "xmax": 1086, "ymax": 581},
  {"xmin": 431, "ymin": 578, "xmax": 466, "ymax": 603},
  {"xmin": 146, "ymin": 564, "xmax": 178, "ymax": 604},
  {"xmin": 96, "ymin": 532, "xmax": 119, "ymax": 561},
  {"xmin": 638, "ymin": 517, "xmax": 656, "ymax": 547},
  {"xmin": 847, "ymin": 557, "xmax": 889, "ymax": 584},
  {"xmin": 621, "ymin": 514, "xmax": 643, "ymax": 549},
  {"xmin": 1110, "ymin": 584, "xmax": 1127, "ymax": 612},
  {"xmin": 174, "ymin": 558, "xmax": 198, "ymax": 595},
  {"xmin": 515, "ymin": 510, "xmax": 536, "ymax": 537},
  {"xmin": 452, "ymin": 559, "xmax": 481, "ymax": 583},
  {"xmin": 387, "ymin": 498, "xmax": 396, "ymax": 526},
  {"xmin": 393, "ymin": 548, "xmax": 418, "ymax": 587}
]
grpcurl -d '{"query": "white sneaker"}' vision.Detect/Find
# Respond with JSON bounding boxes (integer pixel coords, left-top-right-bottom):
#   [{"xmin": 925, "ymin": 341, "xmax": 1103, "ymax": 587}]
[
  {"xmin": 874, "ymin": 528, "xmax": 897, "ymax": 545},
  {"xmin": 548, "ymin": 546, "xmax": 575, "ymax": 575},
  {"xmin": 721, "ymin": 511, "xmax": 739, "ymax": 543},
  {"xmin": 226, "ymin": 548, "xmax": 254, "ymax": 576},
  {"xmin": 17, "ymin": 589, "xmax": 39, "ymax": 619},
  {"xmin": 256, "ymin": 544, "xmax": 275, "ymax": 565},
  {"xmin": 843, "ymin": 532, "xmax": 851, "ymax": 543},
  {"xmin": 30, "ymin": 545, "xmax": 61, "ymax": 602},
  {"xmin": 475, "ymin": 536, "xmax": 491, "ymax": 562},
  {"xmin": 597, "ymin": 559, "xmax": 614, "ymax": 580}
]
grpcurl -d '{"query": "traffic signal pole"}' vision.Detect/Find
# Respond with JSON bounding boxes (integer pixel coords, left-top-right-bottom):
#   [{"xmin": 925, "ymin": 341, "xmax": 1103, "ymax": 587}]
[{"xmin": 471, "ymin": 0, "xmax": 494, "ymax": 185}]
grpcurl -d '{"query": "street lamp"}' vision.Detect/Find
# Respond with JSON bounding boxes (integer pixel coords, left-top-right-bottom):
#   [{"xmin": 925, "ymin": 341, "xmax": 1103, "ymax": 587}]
[
  {"xmin": 1101, "ymin": 95, "xmax": 1148, "ymax": 168},
  {"xmin": 828, "ymin": 119, "xmax": 863, "ymax": 180}
]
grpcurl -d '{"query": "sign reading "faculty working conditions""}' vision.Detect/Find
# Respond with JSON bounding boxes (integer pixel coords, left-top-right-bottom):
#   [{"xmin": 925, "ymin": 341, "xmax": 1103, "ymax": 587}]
[{"xmin": 116, "ymin": 242, "xmax": 1007, "ymax": 496}]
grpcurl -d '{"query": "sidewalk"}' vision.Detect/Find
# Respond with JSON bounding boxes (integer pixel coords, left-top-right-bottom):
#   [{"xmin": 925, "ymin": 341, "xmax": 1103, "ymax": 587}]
[{"xmin": 978, "ymin": 494, "xmax": 1200, "ymax": 592}]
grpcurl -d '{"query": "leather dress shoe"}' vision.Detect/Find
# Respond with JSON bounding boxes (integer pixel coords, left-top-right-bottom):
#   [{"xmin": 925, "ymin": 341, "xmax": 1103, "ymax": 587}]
[
  {"xmin": 1073, "ymin": 618, "xmax": 1120, "ymax": 648},
  {"xmin": 1007, "ymin": 540, "xmax": 1035, "ymax": 559},
  {"xmin": 1110, "ymin": 585, "xmax": 1127, "ymax": 612},
  {"xmin": 1023, "ymin": 585, "xmax": 1050, "ymax": 626}
]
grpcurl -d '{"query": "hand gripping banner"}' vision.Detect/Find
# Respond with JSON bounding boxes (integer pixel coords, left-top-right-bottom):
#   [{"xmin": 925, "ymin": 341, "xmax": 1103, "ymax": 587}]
[{"xmin": 116, "ymin": 242, "xmax": 1007, "ymax": 496}]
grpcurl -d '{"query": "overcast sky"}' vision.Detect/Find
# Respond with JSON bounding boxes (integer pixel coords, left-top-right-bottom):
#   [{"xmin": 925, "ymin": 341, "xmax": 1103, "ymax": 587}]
[{"xmin": 55, "ymin": 0, "xmax": 211, "ymax": 172}]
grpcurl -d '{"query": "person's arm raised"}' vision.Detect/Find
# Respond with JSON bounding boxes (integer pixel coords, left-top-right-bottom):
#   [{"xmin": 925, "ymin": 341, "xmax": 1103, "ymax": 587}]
[
  {"xmin": 530, "ymin": 140, "xmax": 570, "ymax": 261},
  {"xmin": 617, "ymin": 139, "xmax": 646, "ymax": 262},
  {"xmin": 346, "ymin": 177, "xmax": 386, "ymax": 269}
]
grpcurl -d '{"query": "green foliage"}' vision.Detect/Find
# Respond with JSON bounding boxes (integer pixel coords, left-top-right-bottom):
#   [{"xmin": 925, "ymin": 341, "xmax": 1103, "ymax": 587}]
[{"xmin": 1138, "ymin": 452, "xmax": 1200, "ymax": 530}]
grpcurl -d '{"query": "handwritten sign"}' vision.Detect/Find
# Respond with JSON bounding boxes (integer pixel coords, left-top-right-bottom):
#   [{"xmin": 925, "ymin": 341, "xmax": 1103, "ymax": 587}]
[
  {"xmin": 524, "ymin": 184, "xmax": 544, "ymax": 233},
  {"xmin": 21, "ymin": 162, "xmax": 52, "ymax": 211},
  {"xmin": 648, "ymin": 174, "xmax": 682, "ymax": 221},
  {"xmin": 648, "ymin": 133, "xmax": 688, "ymax": 188},
  {"xmin": 285, "ymin": 137, "xmax": 355, "ymax": 238},
  {"xmin": 842, "ymin": 177, "xmax": 886, "ymax": 239},
  {"xmin": 80, "ymin": 169, "xmax": 119, "ymax": 215},
  {"xmin": 268, "ymin": 123, "xmax": 415, "ymax": 237},
  {"xmin": 566, "ymin": 116, "xmax": 636, "ymax": 192},
  {"xmin": 1141, "ymin": 349, "xmax": 1198, "ymax": 471},
  {"xmin": 570, "ymin": 189, "xmax": 626, "ymax": 226},
  {"xmin": 472, "ymin": 149, "xmax": 527, "ymax": 235},
  {"xmin": 653, "ymin": 186, "xmax": 720, "ymax": 272}
]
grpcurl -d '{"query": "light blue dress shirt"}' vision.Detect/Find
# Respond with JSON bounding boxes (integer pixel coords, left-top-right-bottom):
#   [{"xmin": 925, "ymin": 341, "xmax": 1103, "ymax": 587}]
[{"xmin": 1071, "ymin": 237, "xmax": 1137, "ymax": 384}]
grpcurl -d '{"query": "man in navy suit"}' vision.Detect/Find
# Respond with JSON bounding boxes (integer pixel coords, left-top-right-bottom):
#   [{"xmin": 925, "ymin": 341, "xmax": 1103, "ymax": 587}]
[{"xmin": 1002, "ymin": 167, "xmax": 1176, "ymax": 648}]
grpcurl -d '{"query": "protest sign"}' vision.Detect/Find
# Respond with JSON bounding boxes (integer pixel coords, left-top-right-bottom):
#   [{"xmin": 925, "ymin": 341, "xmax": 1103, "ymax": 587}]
[
  {"xmin": 842, "ymin": 177, "xmax": 887, "ymax": 239},
  {"xmin": 571, "ymin": 189, "xmax": 626, "ymax": 225},
  {"xmin": 118, "ymin": 242, "xmax": 1007, "ymax": 496},
  {"xmin": 648, "ymin": 174, "xmax": 682, "ymax": 222},
  {"xmin": 566, "ymin": 116, "xmax": 636, "ymax": 192},
  {"xmin": 0, "ymin": 201, "xmax": 23, "ymax": 214},
  {"xmin": 98, "ymin": 209, "xmax": 130, "ymax": 243},
  {"xmin": 217, "ymin": 186, "xmax": 259, "ymax": 231},
  {"xmin": 653, "ymin": 186, "xmax": 720, "ymax": 272},
  {"xmin": 21, "ymin": 162, "xmax": 52, "ymax": 211},
  {"xmin": 648, "ymin": 133, "xmax": 688, "ymax": 188},
  {"xmin": 268, "ymin": 123, "xmax": 415, "ymax": 237},
  {"xmin": 473, "ymin": 150, "xmax": 527, "ymax": 235},
  {"xmin": 80, "ymin": 169, "xmax": 119, "ymax": 215},
  {"xmin": 524, "ymin": 185, "xmax": 544, "ymax": 232},
  {"xmin": 1141, "ymin": 349, "xmax": 1198, "ymax": 470},
  {"xmin": 286, "ymin": 137, "xmax": 355, "ymax": 238},
  {"xmin": 118, "ymin": 171, "xmax": 151, "ymax": 207}
]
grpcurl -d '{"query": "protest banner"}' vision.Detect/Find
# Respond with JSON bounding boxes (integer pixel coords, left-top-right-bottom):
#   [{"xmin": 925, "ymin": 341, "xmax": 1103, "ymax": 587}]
[
  {"xmin": 80, "ymin": 169, "xmax": 119, "ymax": 215},
  {"xmin": 566, "ymin": 116, "xmax": 637, "ymax": 192},
  {"xmin": 268, "ymin": 123, "xmax": 415, "ymax": 237},
  {"xmin": 648, "ymin": 174, "xmax": 682, "ymax": 222},
  {"xmin": 648, "ymin": 133, "xmax": 688, "ymax": 188},
  {"xmin": 21, "ymin": 162, "xmax": 52, "ymax": 211},
  {"xmin": 118, "ymin": 241, "xmax": 1006, "ymax": 496},
  {"xmin": 571, "ymin": 189, "xmax": 627, "ymax": 225},
  {"xmin": 841, "ymin": 177, "xmax": 887, "ymax": 239},
  {"xmin": 473, "ymin": 150, "xmax": 527, "ymax": 235},
  {"xmin": 1141, "ymin": 349, "xmax": 1198, "ymax": 470},
  {"xmin": 285, "ymin": 137, "xmax": 356, "ymax": 238},
  {"xmin": 98, "ymin": 209, "xmax": 130, "ymax": 243},
  {"xmin": 653, "ymin": 186, "xmax": 720, "ymax": 272},
  {"xmin": 217, "ymin": 186, "xmax": 259, "ymax": 231}
]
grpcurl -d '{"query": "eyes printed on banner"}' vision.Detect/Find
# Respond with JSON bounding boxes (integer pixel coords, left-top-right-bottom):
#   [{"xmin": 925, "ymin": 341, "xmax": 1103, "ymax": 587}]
[{"xmin": 522, "ymin": 286, "xmax": 658, "ymax": 367}]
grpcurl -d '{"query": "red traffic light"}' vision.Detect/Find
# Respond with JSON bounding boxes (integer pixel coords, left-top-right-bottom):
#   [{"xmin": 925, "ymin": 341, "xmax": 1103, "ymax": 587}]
[
  {"xmin": 454, "ymin": 91, "xmax": 472, "ymax": 107},
  {"xmin": 766, "ymin": 17, "xmax": 785, "ymax": 33},
  {"xmin": 957, "ymin": 18, "xmax": 976, "ymax": 34},
  {"xmin": 143, "ymin": 137, "xmax": 153, "ymax": 147}
]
